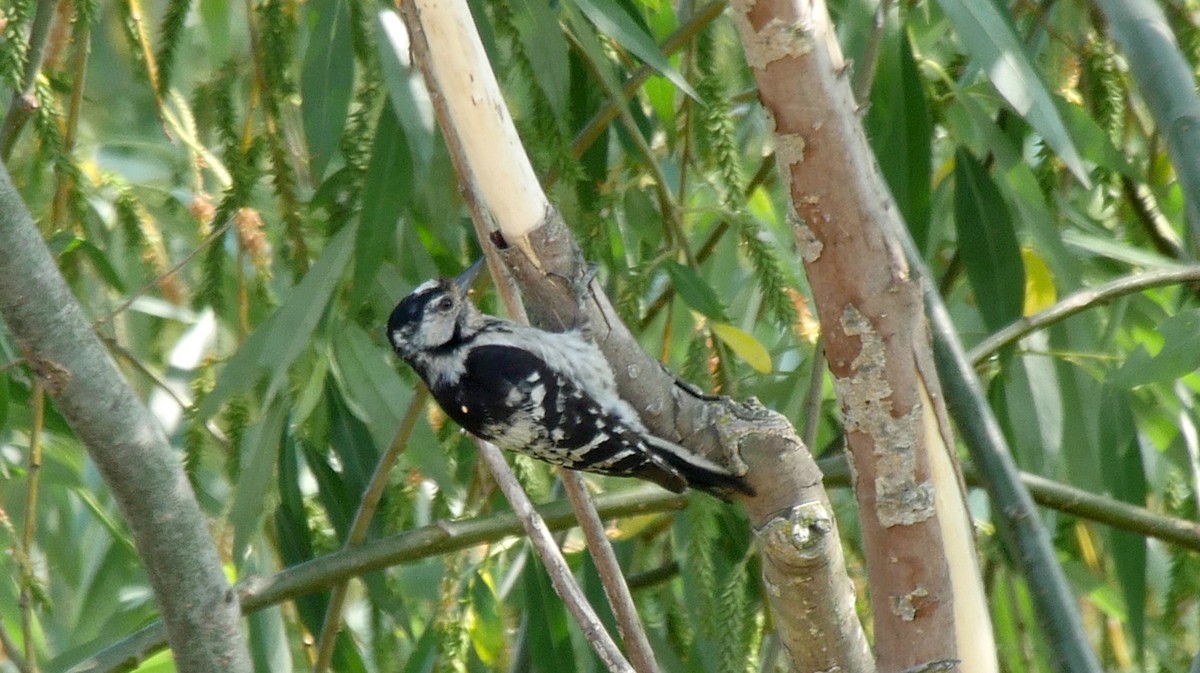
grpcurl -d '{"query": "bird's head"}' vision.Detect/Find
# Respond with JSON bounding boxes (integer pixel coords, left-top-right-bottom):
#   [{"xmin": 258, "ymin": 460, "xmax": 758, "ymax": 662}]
[{"xmin": 387, "ymin": 260, "xmax": 484, "ymax": 362}]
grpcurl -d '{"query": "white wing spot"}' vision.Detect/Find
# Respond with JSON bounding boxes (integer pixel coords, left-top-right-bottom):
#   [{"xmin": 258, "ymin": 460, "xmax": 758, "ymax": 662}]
[{"xmin": 461, "ymin": 405, "xmax": 469, "ymax": 415}]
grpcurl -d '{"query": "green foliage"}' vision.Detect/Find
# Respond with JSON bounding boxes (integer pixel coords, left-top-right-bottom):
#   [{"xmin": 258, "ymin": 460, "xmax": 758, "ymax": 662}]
[{"xmin": 1, "ymin": 0, "xmax": 1199, "ymax": 671}]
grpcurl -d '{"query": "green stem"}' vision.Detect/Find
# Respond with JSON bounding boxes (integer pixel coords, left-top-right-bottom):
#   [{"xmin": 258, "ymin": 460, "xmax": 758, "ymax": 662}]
[
  {"xmin": 70, "ymin": 486, "xmax": 686, "ymax": 673},
  {"xmin": 968, "ymin": 265, "xmax": 1200, "ymax": 365},
  {"xmin": 311, "ymin": 386, "xmax": 429, "ymax": 673}
]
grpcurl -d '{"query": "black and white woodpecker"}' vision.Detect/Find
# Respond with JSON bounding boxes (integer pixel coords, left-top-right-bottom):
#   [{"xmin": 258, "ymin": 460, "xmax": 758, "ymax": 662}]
[{"xmin": 387, "ymin": 261, "xmax": 754, "ymax": 498}]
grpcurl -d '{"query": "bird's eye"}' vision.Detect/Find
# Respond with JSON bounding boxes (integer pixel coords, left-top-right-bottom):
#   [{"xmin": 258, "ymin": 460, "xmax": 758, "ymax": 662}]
[{"xmin": 436, "ymin": 297, "xmax": 454, "ymax": 312}]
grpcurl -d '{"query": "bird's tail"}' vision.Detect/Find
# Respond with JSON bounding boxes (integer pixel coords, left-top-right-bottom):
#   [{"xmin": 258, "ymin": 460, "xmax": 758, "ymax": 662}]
[{"xmin": 644, "ymin": 436, "xmax": 755, "ymax": 498}]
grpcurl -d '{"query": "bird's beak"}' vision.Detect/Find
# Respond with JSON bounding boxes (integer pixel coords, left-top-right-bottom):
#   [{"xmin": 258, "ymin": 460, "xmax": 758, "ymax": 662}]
[{"xmin": 456, "ymin": 257, "xmax": 486, "ymax": 292}]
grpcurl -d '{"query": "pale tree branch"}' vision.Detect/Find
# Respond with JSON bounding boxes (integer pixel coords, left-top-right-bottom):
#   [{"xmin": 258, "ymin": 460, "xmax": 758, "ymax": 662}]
[
  {"xmin": 0, "ymin": 164, "xmax": 251, "ymax": 671},
  {"xmin": 395, "ymin": 0, "xmax": 870, "ymax": 671},
  {"xmin": 395, "ymin": 3, "xmax": 646, "ymax": 671}
]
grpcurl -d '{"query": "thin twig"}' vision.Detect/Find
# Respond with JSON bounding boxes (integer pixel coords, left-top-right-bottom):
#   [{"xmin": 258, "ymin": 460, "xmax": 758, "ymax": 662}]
[
  {"xmin": 94, "ymin": 217, "xmax": 234, "ymax": 327},
  {"xmin": 100, "ymin": 335, "xmax": 191, "ymax": 411},
  {"xmin": 850, "ymin": 0, "xmax": 892, "ymax": 103},
  {"xmin": 0, "ymin": 0, "xmax": 59, "ymax": 160},
  {"xmin": 19, "ymin": 382, "xmax": 44, "ymax": 673},
  {"xmin": 312, "ymin": 386, "xmax": 430, "ymax": 673},
  {"xmin": 0, "ymin": 619, "xmax": 32, "ymax": 673},
  {"xmin": 561, "ymin": 470, "xmax": 660, "ymax": 673},
  {"xmin": 554, "ymin": 1, "xmax": 729, "ymax": 185},
  {"xmin": 967, "ymin": 265, "xmax": 1200, "ymax": 365},
  {"xmin": 50, "ymin": 18, "xmax": 90, "ymax": 232},
  {"xmin": 801, "ymin": 339, "xmax": 825, "ymax": 451},
  {"xmin": 474, "ymin": 439, "xmax": 635, "ymax": 673}
]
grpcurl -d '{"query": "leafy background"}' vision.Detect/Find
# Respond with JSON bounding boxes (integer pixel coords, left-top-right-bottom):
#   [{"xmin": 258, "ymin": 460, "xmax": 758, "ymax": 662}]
[{"xmin": 2, "ymin": 0, "xmax": 1199, "ymax": 671}]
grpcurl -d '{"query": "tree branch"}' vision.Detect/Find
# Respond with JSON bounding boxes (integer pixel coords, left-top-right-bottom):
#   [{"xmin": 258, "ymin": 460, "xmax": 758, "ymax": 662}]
[
  {"xmin": 73, "ymin": 446, "xmax": 1200, "ymax": 673},
  {"xmin": 899, "ymin": 233, "xmax": 1103, "ymax": 673},
  {"xmin": 968, "ymin": 265, "xmax": 1200, "ymax": 365},
  {"xmin": 0, "ymin": 165, "xmax": 251, "ymax": 672},
  {"xmin": 396, "ymin": 3, "xmax": 653, "ymax": 669},
  {"xmin": 396, "ymin": 0, "xmax": 866, "ymax": 669},
  {"xmin": 70, "ymin": 486, "xmax": 686, "ymax": 673},
  {"xmin": 729, "ymin": 0, "xmax": 989, "ymax": 668},
  {"xmin": 474, "ymin": 440, "xmax": 634, "ymax": 673},
  {"xmin": 562, "ymin": 470, "xmax": 660, "ymax": 673}
]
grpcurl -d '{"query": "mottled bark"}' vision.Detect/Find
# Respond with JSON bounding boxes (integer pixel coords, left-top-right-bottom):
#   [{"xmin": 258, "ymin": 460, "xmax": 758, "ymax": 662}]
[{"xmin": 728, "ymin": 0, "xmax": 996, "ymax": 670}]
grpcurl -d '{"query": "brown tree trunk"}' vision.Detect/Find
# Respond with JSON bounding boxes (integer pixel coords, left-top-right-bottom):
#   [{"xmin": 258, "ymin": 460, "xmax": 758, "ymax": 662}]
[{"xmin": 728, "ymin": 0, "xmax": 998, "ymax": 671}]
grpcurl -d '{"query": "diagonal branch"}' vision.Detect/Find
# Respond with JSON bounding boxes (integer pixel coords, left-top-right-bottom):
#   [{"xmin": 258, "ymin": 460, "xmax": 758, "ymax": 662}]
[
  {"xmin": 395, "ymin": 3, "xmax": 648, "ymax": 670},
  {"xmin": 0, "ymin": 163, "xmax": 251, "ymax": 671},
  {"xmin": 393, "ymin": 0, "xmax": 869, "ymax": 669},
  {"xmin": 968, "ymin": 265, "xmax": 1200, "ymax": 365},
  {"xmin": 71, "ymin": 486, "xmax": 685, "ymax": 673}
]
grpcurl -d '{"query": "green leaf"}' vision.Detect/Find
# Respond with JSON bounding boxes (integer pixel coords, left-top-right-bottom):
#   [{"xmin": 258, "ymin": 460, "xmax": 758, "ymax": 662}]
[
  {"xmin": 936, "ymin": 0, "xmax": 1090, "ymax": 185},
  {"xmin": 326, "ymin": 380, "xmax": 381, "ymax": 514},
  {"xmin": 275, "ymin": 428, "xmax": 327, "ymax": 630},
  {"xmin": 352, "ymin": 104, "xmax": 412, "ymax": 303},
  {"xmin": 401, "ymin": 625, "xmax": 440, "ymax": 673},
  {"xmin": 511, "ymin": 0, "xmax": 570, "ymax": 117},
  {"xmin": 1115, "ymin": 309, "xmax": 1200, "ymax": 387},
  {"xmin": 376, "ymin": 9, "xmax": 434, "ymax": 167},
  {"xmin": 866, "ymin": 28, "xmax": 932, "ymax": 249},
  {"xmin": 522, "ymin": 553, "xmax": 578, "ymax": 673},
  {"xmin": 247, "ymin": 574, "xmax": 294, "ymax": 672},
  {"xmin": 330, "ymin": 321, "xmax": 412, "ymax": 450},
  {"xmin": 200, "ymin": 225, "xmax": 356, "ymax": 418},
  {"xmin": 0, "ymin": 374, "xmax": 9, "ymax": 432},
  {"xmin": 1099, "ymin": 386, "xmax": 1146, "ymax": 652},
  {"xmin": 954, "ymin": 149, "xmax": 1024, "ymax": 333},
  {"xmin": 229, "ymin": 394, "xmax": 288, "ymax": 567},
  {"xmin": 998, "ymin": 335, "xmax": 1062, "ymax": 474},
  {"xmin": 74, "ymin": 239, "xmax": 128, "ymax": 293},
  {"xmin": 468, "ymin": 572, "xmax": 506, "ymax": 665},
  {"xmin": 710, "ymin": 323, "xmax": 772, "ymax": 374},
  {"xmin": 570, "ymin": 0, "xmax": 698, "ymax": 100},
  {"xmin": 301, "ymin": 0, "xmax": 354, "ymax": 181},
  {"xmin": 663, "ymin": 260, "xmax": 728, "ymax": 321}
]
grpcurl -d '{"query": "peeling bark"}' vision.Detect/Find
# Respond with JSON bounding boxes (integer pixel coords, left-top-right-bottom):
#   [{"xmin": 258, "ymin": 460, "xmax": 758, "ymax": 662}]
[{"xmin": 729, "ymin": 0, "xmax": 998, "ymax": 671}]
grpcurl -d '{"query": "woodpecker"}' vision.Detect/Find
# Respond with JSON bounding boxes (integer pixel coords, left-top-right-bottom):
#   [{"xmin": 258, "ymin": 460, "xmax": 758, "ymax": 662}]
[{"xmin": 387, "ymin": 262, "xmax": 753, "ymax": 497}]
